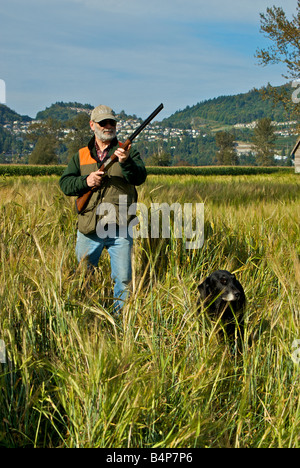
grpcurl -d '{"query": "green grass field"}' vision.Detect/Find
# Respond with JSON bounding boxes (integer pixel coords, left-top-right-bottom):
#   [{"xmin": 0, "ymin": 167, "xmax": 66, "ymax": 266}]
[{"xmin": 0, "ymin": 173, "xmax": 299, "ymax": 447}]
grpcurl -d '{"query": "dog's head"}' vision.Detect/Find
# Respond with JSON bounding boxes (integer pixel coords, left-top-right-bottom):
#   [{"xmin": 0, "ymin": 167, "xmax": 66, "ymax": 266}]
[
  {"xmin": 198, "ymin": 270, "xmax": 245, "ymax": 306},
  {"xmin": 198, "ymin": 270, "xmax": 246, "ymax": 345}
]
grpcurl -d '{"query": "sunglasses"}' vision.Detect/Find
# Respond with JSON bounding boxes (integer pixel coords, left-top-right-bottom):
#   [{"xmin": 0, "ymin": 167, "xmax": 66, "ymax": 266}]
[{"xmin": 97, "ymin": 119, "xmax": 116, "ymax": 127}]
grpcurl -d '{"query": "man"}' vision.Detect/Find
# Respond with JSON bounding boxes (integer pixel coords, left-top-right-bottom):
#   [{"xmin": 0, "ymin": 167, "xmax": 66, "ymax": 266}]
[{"xmin": 59, "ymin": 104, "xmax": 147, "ymax": 313}]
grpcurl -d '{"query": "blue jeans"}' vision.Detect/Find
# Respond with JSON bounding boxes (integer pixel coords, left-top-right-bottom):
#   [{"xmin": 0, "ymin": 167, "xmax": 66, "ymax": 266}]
[{"xmin": 75, "ymin": 227, "xmax": 133, "ymax": 313}]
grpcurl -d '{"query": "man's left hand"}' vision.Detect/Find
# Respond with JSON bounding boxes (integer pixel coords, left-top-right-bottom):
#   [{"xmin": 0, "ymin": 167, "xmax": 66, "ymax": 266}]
[{"xmin": 115, "ymin": 144, "xmax": 131, "ymax": 164}]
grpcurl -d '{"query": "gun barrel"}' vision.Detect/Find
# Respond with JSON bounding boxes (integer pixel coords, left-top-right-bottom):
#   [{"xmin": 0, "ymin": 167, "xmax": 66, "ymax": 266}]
[{"xmin": 128, "ymin": 103, "xmax": 164, "ymax": 142}]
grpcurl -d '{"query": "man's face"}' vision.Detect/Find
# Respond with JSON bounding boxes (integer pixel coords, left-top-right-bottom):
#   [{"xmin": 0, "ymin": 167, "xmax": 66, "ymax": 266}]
[{"xmin": 91, "ymin": 119, "xmax": 117, "ymax": 142}]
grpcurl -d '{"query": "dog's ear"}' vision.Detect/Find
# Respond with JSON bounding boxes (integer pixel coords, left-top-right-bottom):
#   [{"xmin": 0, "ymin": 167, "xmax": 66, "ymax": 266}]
[{"xmin": 198, "ymin": 276, "xmax": 211, "ymax": 300}]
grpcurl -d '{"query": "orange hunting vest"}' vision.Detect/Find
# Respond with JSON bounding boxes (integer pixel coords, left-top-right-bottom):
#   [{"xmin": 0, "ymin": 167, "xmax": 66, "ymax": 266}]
[{"xmin": 77, "ymin": 145, "xmax": 137, "ymax": 235}]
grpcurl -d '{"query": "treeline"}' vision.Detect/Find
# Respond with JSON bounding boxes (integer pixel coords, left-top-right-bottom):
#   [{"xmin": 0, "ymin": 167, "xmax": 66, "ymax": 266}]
[
  {"xmin": 134, "ymin": 133, "xmax": 217, "ymax": 166},
  {"xmin": 6, "ymin": 109, "xmax": 218, "ymax": 166},
  {"xmin": 0, "ymin": 95, "xmax": 297, "ymax": 167},
  {"xmin": 137, "ymin": 121, "xmax": 294, "ymax": 167},
  {"xmin": 2, "ymin": 116, "xmax": 294, "ymax": 167}
]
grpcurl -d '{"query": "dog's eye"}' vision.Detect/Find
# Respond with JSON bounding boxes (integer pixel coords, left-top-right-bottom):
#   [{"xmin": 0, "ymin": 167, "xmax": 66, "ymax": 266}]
[{"xmin": 220, "ymin": 278, "xmax": 227, "ymax": 285}]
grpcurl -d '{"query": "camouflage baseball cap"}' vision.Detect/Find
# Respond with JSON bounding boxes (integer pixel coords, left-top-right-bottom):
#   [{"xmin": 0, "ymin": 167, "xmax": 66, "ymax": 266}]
[{"xmin": 91, "ymin": 105, "xmax": 117, "ymax": 122}]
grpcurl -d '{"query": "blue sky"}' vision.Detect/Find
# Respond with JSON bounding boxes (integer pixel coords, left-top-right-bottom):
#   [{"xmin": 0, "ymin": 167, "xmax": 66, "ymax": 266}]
[{"xmin": 0, "ymin": 0, "xmax": 297, "ymax": 120}]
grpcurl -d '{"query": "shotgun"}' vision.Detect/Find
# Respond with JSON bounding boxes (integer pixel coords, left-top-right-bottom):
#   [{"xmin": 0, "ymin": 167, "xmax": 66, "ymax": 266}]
[{"xmin": 75, "ymin": 103, "xmax": 164, "ymax": 214}]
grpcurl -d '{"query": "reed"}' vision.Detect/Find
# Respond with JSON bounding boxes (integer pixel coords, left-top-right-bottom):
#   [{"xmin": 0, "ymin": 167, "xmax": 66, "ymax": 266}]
[{"xmin": 0, "ymin": 173, "xmax": 299, "ymax": 447}]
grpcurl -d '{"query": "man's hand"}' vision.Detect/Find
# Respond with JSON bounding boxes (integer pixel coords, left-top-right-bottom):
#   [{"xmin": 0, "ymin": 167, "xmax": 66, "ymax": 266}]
[
  {"xmin": 86, "ymin": 169, "xmax": 104, "ymax": 188},
  {"xmin": 115, "ymin": 144, "xmax": 131, "ymax": 164}
]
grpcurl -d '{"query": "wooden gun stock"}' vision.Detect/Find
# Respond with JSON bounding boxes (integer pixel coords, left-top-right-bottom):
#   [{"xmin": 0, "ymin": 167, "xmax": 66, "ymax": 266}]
[{"xmin": 75, "ymin": 103, "xmax": 164, "ymax": 214}]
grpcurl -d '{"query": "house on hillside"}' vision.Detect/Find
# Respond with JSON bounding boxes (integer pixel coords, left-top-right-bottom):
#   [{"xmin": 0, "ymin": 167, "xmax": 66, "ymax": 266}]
[{"xmin": 291, "ymin": 138, "xmax": 300, "ymax": 173}]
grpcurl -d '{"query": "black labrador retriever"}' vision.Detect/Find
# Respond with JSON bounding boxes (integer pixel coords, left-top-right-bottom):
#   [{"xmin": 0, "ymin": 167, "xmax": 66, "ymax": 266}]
[{"xmin": 197, "ymin": 270, "xmax": 246, "ymax": 345}]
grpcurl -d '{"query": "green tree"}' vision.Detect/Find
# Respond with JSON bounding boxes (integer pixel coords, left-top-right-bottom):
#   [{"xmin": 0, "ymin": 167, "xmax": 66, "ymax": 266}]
[
  {"xmin": 147, "ymin": 150, "xmax": 171, "ymax": 166},
  {"xmin": 256, "ymin": 2, "xmax": 300, "ymax": 80},
  {"xmin": 255, "ymin": 1, "xmax": 300, "ymax": 123},
  {"xmin": 29, "ymin": 135, "xmax": 58, "ymax": 165},
  {"xmin": 65, "ymin": 113, "xmax": 91, "ymax": 161},
  {"xmin": 26, "ymin": 118, "xmax": 62, "ymax": 144},
  {"xmin": 252, "ymin": 118, "xmax": 276, "ymax": 166},
  {"xmin": 215, "ymin": 131, "xmax": 238, "ymax": 165},
  {"xmin": 27, "ymin": 118, "xmax": 63, "ymax": 164}
]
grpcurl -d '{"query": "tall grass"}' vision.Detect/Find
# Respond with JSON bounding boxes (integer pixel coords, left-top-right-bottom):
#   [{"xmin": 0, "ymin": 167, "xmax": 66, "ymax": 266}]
[{"xmin": 0, "ymin": 173, "xmax": 299, "ymax": 447}]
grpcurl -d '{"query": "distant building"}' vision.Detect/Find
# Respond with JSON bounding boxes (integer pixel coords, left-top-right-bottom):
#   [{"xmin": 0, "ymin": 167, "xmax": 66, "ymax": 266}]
[
  {"xmin": 291, "ymin": 138, "xmax": 300, "ymax": 173},
  {"xmin": 234, "ymin": 141, "xmax": 256, "ymax": 156}
]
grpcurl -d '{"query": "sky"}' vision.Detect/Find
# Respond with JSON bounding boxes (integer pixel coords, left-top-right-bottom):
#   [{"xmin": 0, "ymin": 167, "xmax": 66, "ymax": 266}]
[{"xmin": 0, "ymin": 0, "xmax": 298, "ymax": 120}]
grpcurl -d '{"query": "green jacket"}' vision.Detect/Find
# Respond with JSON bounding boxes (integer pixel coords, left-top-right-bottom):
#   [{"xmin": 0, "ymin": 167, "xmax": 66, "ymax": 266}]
[{"xmin": 59, "ymin": 136, "xmax": 147, "ymax": 234}]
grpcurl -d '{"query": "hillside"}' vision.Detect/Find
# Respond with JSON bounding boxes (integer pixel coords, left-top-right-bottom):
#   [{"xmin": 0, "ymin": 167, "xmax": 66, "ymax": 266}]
[
  {"xmin": 162, "ymin": 85, "xmax": 291, "ymax": 129},
  {"xmin": 0, "ymin": 84, "xmax": 297, "ymax": 165},
  {"xmin": 0, "ymin": 104, "xmax": 32, "ymax": 124},
  {"xmin": 36, "ymin": 102, "xmax": 141, "ymax": 122},
  {"xmin": 36, "ymin": 102, "xmax": 93, "ymax": 121},
  {"xmin": 31, "ymin": 85, "xmax": 291, "ymax": 128}
]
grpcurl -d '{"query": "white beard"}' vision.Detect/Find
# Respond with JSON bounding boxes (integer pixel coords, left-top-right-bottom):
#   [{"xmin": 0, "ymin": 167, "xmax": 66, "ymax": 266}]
[{"xmin": 94, "ymin": 126, "xmax": 116, "ymax": 142}]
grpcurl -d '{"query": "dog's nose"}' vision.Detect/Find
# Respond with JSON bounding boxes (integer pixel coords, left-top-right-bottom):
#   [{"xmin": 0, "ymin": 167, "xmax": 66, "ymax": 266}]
[{"xmin": 234, "ymin": 291, "xmax": 240, "ymax": 299}]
